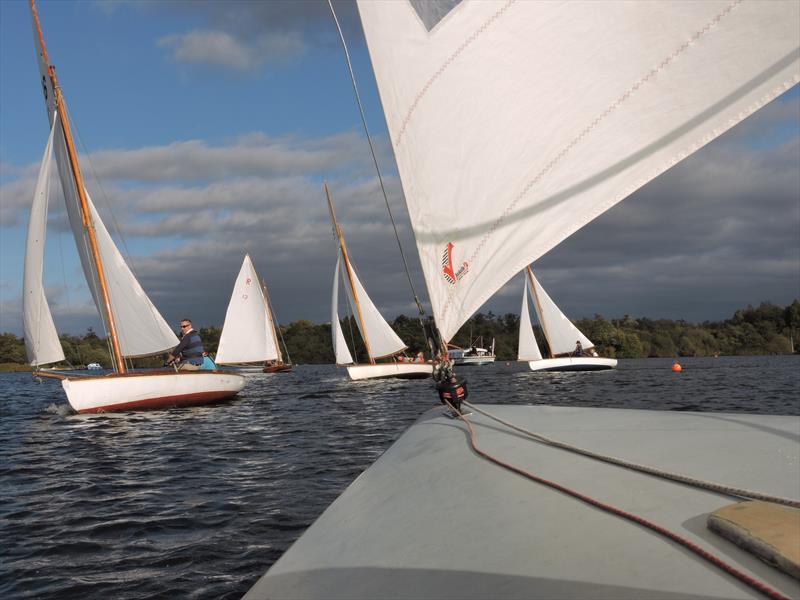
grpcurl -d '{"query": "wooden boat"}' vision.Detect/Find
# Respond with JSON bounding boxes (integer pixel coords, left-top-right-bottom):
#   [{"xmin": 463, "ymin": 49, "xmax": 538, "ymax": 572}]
[
  {"xmin": 519, "ymin": 267, "xmax": 617, "ymax": 372},
  {"xmin": 23, "ymin": 1, "xmax": 244, "ymax": 413},
  {"xmin": 326, "ymin": 184, "xmax": 431, "ymax": 381},
  {"xmin": 215, "ymin": 254, "xmax": 293, "ymax": 375},
  {"xmin": 247, "ymin": 0, "xmax": 799, "ymax": 597}
]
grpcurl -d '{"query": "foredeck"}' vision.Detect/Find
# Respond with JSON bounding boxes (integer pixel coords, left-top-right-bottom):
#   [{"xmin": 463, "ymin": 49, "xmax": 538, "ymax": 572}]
[{"xmin": 244, "ymin": 404, "xmax": 800, "ymax": 599}]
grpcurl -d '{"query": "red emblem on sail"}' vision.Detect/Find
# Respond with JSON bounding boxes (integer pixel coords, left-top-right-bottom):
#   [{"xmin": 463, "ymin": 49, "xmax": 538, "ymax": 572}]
[{"xmin": 442, "ymin": 242, "xmax": 469, "ymax": 284}]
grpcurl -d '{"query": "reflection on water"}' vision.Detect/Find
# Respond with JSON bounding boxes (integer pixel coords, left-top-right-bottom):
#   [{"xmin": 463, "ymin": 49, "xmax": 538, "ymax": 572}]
[{"xmin": 1, "ymin": 356, "xmax": 798, "ymax": 599}]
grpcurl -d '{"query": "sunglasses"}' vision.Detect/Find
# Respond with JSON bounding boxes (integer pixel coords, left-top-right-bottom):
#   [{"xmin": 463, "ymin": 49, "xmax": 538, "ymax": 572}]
[{"xmin": 180, "ymin": 324, "xmax": 191, "ymax": 328}]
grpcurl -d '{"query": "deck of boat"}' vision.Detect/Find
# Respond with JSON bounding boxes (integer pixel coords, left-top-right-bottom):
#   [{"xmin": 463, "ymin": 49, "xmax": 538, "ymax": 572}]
[{"xmin": 244, "ymin": 404, "xmax": 799, "ymax": 600}]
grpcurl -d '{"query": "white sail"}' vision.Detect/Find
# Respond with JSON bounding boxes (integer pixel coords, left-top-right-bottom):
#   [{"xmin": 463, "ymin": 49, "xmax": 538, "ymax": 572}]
[
  {"xmin": 357, "ymin": 0, "xmax": 800, "ymax": 342},
  {"xmin": 216, "ymin": 254, "xmax": 279, "ymax": 365},
  {"xmin": 332, "ymin": 254, "xmax": 354, "ymax": 365},
  {"xmin": 343, "ymin": 256, "xmax": 407, "ymax": 360},
  {"xmin": 84, "ymin": 191, "xmax": 179, "ymax": 357},
  {"xmin": 517, "ymin": 275, "xmax": 541, "ymax": 362},
  {"xmin": 529, "ymin": 270, "xmax": 593, "ymax": 357},
  {"xmin": 23, "ymin": 115, "xmax": 65, "ymax": 367}
]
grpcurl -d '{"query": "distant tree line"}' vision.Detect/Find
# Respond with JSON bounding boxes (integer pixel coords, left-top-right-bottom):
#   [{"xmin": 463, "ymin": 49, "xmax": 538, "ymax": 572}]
[{"xmin": 1, "ymin": 300, "xmax": 797, "ymax": 370}]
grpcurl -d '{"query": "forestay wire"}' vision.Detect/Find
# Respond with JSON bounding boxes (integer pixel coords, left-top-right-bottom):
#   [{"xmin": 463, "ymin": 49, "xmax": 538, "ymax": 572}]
[{"xmin": 327, "ymin": 0, "xmax": 427, "ymax": 327}]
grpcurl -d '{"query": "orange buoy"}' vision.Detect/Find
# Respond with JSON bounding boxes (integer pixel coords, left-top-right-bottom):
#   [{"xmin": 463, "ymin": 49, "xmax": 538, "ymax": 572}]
[{"xmin": 672, "ymin": 362, "xmax": 682, "ymax": 372}]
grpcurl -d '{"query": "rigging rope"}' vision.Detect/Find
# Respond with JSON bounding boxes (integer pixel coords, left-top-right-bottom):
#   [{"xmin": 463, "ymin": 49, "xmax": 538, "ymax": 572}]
[
  {"xmin": 445, "ymin": 401, "xmax": 793, "ymax": 600},
  {"xmin": 327, "ymin": 0, "xmax": 431, "ymax": 349},
  {"xmin": 463, "ymin": 401, "xmax": 800, "ymax": 508}
]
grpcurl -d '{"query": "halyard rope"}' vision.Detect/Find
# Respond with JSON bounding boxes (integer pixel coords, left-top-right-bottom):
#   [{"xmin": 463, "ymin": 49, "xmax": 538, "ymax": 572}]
[
  {"xmin": 462, "ymin": 401, "xmax": 800, "ymax": 508},
  {"xmin": 445, "ymin": 401, "xmax": 794, "ymax": 600}
]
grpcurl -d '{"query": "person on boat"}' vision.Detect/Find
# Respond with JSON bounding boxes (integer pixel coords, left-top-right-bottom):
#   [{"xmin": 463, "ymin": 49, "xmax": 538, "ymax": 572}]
[
  {"xmin": 574, "ymin": 340, "xmax": 584, "ymax": 357},
  {"xmin": 166, "ymin": 319, "xmax": 205, "ymax": 370},
  {"xmin": 415, "ymin": 351, "xmax": 425, "ymax": 363}
]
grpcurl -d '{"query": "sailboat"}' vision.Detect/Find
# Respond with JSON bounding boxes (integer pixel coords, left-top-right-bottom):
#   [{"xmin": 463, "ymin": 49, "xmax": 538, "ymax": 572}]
[
  {"xmin": 519, "ymin": 267, "xmax": 617, "ymax": 371},
  {"xmin": 327, "ymin": 183, "xmax": 432, "ymax": 381},
  {"xmin": 246, "ymin": 2, "xmax": 799, "ymax": 598},
  {"xmin": 215, "ymin": 254, "xmax": 292, "ymax": 374},
  {"xmin": 23, "ymin": 1, "xmax": 244, "ymax": 414}
]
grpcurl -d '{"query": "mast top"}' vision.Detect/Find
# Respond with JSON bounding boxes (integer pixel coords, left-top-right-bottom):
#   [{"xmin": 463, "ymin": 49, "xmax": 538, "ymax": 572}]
[{"xmin": 30, "ymin": 0, "xmax": 51, "ymax": 68}]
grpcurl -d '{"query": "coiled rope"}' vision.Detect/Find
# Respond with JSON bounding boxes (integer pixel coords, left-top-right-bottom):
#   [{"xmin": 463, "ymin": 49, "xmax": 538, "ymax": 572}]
[
  {"xmin": 445, "ymin": 401, "xmax": 793, "ymax": 600},
  {"xmin": 463, "ymin": 401, "xmax": 800, "ymax": 508}
]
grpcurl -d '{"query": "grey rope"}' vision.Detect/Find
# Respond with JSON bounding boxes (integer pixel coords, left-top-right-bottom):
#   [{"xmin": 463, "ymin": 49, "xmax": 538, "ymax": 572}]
[{"xmin": 463, "ymin": 401, "xmax": 800, "ymax": 508}]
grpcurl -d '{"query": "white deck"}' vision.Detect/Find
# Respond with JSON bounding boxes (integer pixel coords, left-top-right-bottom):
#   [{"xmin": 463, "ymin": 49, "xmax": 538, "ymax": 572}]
[{"xmin": 245, "ymin": 404, "xmax": 800, "ymax": 599}]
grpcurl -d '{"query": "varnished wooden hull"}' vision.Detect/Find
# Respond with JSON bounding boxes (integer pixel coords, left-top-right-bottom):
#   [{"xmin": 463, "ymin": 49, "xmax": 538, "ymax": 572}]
[{"xmin": 263, "ymin": 363, "xmax": 293, "ymax": 373}]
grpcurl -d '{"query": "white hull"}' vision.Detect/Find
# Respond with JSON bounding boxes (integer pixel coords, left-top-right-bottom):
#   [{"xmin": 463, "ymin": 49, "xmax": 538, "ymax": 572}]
[
  {"xmin": 528, "ymin": 357, "xmax": 617, "ymax": 372},
  {"xmin": 220, "ymin": 364, "xmax": 265, "ymax": 375},
  {"xmin": 61, "ymin": 370, "xmax": 245, "ymax": 413},
  {"xmin": 346, "ymin": 363, "xmax": 432, "ymax": 381},
  {"xmin": 453, "ymin": 356, "xmax": 495, "ymax": 367}
]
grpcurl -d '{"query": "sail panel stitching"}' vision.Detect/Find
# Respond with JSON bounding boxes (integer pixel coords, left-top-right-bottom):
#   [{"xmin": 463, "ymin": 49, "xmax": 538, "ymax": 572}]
[
  {"xmin": 438, "ymin": 0, "xmax": 742, "ymax": 330},
  {"xmin": 394, "ymin": 0, "xmax": 515, "ymax": 148}
]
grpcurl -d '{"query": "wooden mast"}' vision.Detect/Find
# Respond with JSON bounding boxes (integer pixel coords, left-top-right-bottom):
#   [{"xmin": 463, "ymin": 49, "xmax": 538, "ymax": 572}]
[
  {"xmin": 324, "ymin": 182, "xmax": 375, "ymax": 364},
  {"xmin": 527, "ymin": 266, "xmax": 554, "ymax": 359},
  {"xmin": 30, "ymin": 0, "xmax": 126, "ymax": 374}
]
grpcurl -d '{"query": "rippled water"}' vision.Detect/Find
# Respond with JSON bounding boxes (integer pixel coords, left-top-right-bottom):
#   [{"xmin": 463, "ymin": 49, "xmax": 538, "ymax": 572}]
[{"xmin": 2, "ymin": 356, "xmax": 798, "ymax": 599}]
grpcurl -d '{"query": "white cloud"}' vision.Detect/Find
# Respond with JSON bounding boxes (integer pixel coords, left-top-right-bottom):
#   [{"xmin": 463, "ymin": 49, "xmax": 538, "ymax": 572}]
[{"xmin": 157, "ymin": 29, "xmax": 304, "ymax": 72}]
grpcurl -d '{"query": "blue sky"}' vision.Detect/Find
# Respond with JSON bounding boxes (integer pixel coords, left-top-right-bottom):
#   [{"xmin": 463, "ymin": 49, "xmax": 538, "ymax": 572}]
[{"xmin": 1, "ymin": 0, "xmax": 798, "ymax": 339}]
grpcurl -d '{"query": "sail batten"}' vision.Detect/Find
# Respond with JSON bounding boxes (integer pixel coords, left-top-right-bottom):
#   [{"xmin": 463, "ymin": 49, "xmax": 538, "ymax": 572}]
[
  {"xmin": 357, "ymin": 0, "xmax": 800, "ymax": 342},
  {"xmin": 23, "ymin": 115, "xmax": 64, "ymax": 367},
  {"xmin": 216, "ymin": 255, "xmax": 280, "ymax": 365}
]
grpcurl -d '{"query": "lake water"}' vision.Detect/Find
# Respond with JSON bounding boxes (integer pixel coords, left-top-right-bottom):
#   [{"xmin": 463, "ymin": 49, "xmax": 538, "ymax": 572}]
[{"xmin": 2, "ymin": 355, "xmax": 798, "ymax": 599}]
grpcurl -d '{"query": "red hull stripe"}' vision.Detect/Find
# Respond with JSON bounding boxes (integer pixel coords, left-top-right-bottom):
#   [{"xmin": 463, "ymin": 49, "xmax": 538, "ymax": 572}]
[{"xmin": 78, "ymin": 390, "xmax": 238, "ymax": 414}]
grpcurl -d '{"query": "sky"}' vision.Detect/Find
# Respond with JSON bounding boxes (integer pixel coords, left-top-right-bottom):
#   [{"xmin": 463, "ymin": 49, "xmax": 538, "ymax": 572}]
[{"xmin": 1, "ymin": 0, "xmax": 798, "ymax": 340}]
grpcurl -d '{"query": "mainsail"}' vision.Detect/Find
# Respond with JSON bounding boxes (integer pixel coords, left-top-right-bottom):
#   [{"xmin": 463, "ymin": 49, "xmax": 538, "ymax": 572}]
[
  {"xmin": 84, "ymin": 190, "xmax": 178, "ymax": 357},
  {"xmin": 357, "ymin": 0, "xmax": 800, "ymax": 342},
  {"xmin": 517, "ymin": 275, "xmax": 542, "ymax": 362},
  {"xmin": 32, "ymin": 8, "xmax": 177, "ymax": 359},
  {"xmin": 341, "ymin": 255, "xmax": 406, "ymax": 360},
  {"xmin": 23, "ymin": 115, "xmax": 64, "ymax": 367},
  {"xmin": 528, "ymin": 268, "xmax": 594, "ymax": 357},
  {"xmin": 216, "ymin": 254, "xmax": 280, "ymax": 365}
]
